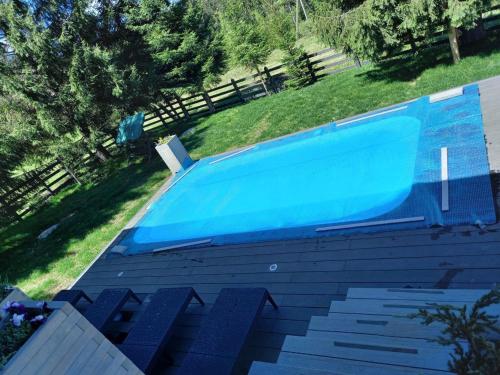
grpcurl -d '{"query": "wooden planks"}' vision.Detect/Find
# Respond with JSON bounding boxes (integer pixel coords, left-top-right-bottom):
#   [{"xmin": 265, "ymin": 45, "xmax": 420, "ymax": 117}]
[
  {"xmin": 307, "ymin": 315, "xmax": 445, "ymax": 341},
  {"xmin": 277, "ymin": 352, "xmax": 451, "ymax": 375},
  {"xmin": 1, "ymin": 302, "xmax": 143, "ymax": 375},
  {"xmin": 75, "ymin": 220, "xmax": 500, "ymax": 374},
  {"xmin": 346, "ymin": 288, "xmax": 491, "ymax": 302},
  {"xmin": 250, "ymin": 287, "xmax": 490, "ymax": 374},
  {"xmin": 249, "ymin": 361, "xmax": 337, "ymax": 375},
  {"xmin": 480, "ymin": 76, "xmax": 500, "ymax": 172},
  {"xmin": 328, "ymin": 299, "xmax": 500, "ymax": 317},
  {"xmin": 281, "ymin": 335, "xmax": 452, "ymax": 371}
]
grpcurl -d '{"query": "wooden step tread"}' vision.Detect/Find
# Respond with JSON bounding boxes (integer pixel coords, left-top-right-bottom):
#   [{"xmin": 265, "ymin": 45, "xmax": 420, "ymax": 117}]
[
  {"xmin": 281, "ymin": 335, "xmax": 452, "ymax": 371},
  {"xmin": 308, "ymin": 315, "xmax": 444, "ymax": 341},
  {"xmin": 249, "ymin": 361, "xmax": 339, "ymax": 375},
  {"xmin": 329, "ymin": 299, "xmax": 500, "ymax": 317},
  {"xmin": 346, "ymin": 288, "xmax": 491, "ymax": 303},
  {"xmin": 305, "ymin": 331, "xmax": 447, "ymax": 350},
  {"xmin": 278, "ymin": 352, "xmax": 452, "ymax": 375}
]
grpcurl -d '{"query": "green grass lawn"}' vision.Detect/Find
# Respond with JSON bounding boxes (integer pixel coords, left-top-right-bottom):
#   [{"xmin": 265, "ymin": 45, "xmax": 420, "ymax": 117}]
[
  {"xmin": 1, "ymin": 34, "xmax": 500, "ymax": 299},
  {"xmin": 0, "ymin": 159, "xmax": 168, "ymax": 299},
  {"xmin": 181, "ymin": 36, "xmax": 500, "ymax": 160}
]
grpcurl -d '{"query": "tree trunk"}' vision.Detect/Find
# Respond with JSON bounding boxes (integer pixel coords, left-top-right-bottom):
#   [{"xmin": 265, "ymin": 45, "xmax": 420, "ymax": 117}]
[
  {"xmin": 78, "ymin": 124, "xmax": 111, "ymax": 163},
  {"xmin": 448, "ymin": 26, "xmax": 461, "ymax": 64},
  {"xmin": 407, "ymin": 33, "xmax": 417, "ymax": 54},
  {"xmin": 255, "ymin": 66, "xmax": 270, "ymax": 96},
  {"xmin": 295, "ymin": 0, "xmax": 300, "ymax": 40}
]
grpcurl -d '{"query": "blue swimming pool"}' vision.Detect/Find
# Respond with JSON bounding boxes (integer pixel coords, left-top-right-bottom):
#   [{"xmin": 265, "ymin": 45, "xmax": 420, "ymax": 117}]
[{"xmin": 117, "ymin": 84, "xmax": 496, "ymax": 255}]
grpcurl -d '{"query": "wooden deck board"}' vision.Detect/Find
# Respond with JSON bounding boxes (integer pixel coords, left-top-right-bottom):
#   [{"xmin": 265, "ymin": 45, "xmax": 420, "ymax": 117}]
[
  {"xmin": 480, "ymin": 76, "xmax": 500, "ymax": 172},
  {"xmin": 75, "ymin": 222, "xmax": 500, "ymax": 374},
  {"xmin": 74, "ymin": 78, "xmax": 500, "ymax": 374}
]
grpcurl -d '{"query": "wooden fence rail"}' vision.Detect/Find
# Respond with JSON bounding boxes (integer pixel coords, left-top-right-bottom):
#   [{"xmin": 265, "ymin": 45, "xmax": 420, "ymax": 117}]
[{"xmin": 2, "ymin": 6, "xmax": 499, "ymax": 223}]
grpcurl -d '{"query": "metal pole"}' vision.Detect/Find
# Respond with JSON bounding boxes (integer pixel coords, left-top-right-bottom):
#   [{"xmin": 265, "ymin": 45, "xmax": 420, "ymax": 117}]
[
  {"xmin": 299, "ymin": 0, "xmax": 308, "ymax": 20},
  {"xmin": 296, "ymin": 0, "xmax": 300, "ymax": 40}
]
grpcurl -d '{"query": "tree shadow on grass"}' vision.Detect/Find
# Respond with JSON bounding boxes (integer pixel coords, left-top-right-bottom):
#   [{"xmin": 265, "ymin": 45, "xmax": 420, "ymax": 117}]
[
  {"xmin": 0, "ymin": 157, "xmax": 167, "ymax": 299},
  {"xmin": 359, "ymin": 32, "xmax": 500, "ymax": 84}
]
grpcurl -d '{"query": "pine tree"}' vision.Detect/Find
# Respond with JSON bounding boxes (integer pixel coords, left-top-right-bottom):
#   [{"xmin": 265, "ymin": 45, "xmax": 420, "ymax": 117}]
[
  {"xmin": 219, "ymin": 0, "xmax": 273, "ymax": 95},
  {"xmin": 126, "ymin": 0, "xmax": 225, "ymax": 93},
  {"xmin": 310, "ymin": 0, "xmax": 491, "ymax": 63},
  {"xmin": 257, "ymin": 0, "xmax": 313, "ymax": 89},
  {"xmin": 0, "ymin": 0, "xmax": 224, "ymax": 166}
]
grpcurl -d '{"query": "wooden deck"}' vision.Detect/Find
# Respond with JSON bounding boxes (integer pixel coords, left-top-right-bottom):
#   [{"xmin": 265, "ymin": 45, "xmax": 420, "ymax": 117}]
[{"xmin": 74, "ymin": 77, "xmax": 500, "ymax": 375}]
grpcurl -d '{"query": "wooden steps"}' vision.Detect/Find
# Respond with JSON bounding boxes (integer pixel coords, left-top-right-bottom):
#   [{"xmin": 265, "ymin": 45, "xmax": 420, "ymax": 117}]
[
  {"xmin": 249, "ymin": 361, "xmax": 338, "ymax": 375},
  {"xmin": 346, "ymin": 288, "xmax": 490, "ymax": 302},
  {"xmin": 307, "ymin": 315, "xmax": 444, "ymax": 340},
  {"xmin": 249, "ymin": 287, "xmax": 494, "ymax": 374}
]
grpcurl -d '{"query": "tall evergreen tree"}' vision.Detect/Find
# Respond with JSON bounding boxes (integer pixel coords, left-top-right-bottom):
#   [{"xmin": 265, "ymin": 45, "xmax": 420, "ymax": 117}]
[
  {"xmin": 127, "ymin": 0, "xmax": 225, "ymax": 93},
  {"xmin": 218, "ymin": 0, "xmax": 273, "ymax": 94},
  {"xmin": 257, "ymin": 0, "xmax": 313, "ymax": 89},
  {"xmin": 310, "ymin": 0, "xmax": 491, "ymax": 63},
  {"xmin": 0, "ymin": 0, "xmax": 224, "ymax": 166}
]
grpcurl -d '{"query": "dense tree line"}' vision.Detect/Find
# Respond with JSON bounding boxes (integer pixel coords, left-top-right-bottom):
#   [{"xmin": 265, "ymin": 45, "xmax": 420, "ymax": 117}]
[
  {"xmin": 0, "ymin": 0, "xmax": 492, "ymax": 184},
  {"xmin": 310, "ymin": 0, "xmax": 491, "ymax": 63}
]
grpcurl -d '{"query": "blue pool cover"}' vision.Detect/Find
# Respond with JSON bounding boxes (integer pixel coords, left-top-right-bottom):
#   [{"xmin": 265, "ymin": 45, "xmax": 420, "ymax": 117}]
[{"xmin": 118, "ymin": 84, "xmax": 495, "ymax": 255}]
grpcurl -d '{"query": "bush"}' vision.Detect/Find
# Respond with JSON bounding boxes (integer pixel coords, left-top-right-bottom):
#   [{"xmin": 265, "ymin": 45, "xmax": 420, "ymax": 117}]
[
  {"xmin": 284, "ymin": 47, "xmax": 315, "ymax": 90},
  {"xmin": 0, "ymin": 277, "xmax": 11, "ymax": 300},
  {"xmin": 0, "ymin": 301, "xmax": 49, "ymax": 369},
  {"xmin": 0, "ymin": 320, "xmax": 32, "ymax": 369},
  {"xmin": 413, "ymin": 288, "xmax": 500, "ymax": 375}
]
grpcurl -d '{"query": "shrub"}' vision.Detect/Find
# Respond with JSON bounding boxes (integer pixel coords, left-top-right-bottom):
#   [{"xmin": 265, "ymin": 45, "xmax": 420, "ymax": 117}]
[
  {"xmin": 284, "ymin": 47, "xmax": 315, "ymax": 90},
  {"xmin": 412, "ymin": 288, "xmax": 500, "ymax": 375},
  {"xmin": 0, "ymin": 302, "xmax": 49, "ymax": 369}
]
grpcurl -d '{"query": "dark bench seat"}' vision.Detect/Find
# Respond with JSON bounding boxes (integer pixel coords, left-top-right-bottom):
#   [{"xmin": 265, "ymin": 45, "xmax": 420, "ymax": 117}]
[
  {"xmin": 53, "ymin": 289, "xmax": 93, "ymax": 306},
  {"xmin": 178, "ymin": 288, "xmax": 278, "ymax": 375},
  {"xmin": 83, "ymin": 288, "xmax": 141, "ymax": 332},
  {"xmin": 119, "ymin": 287, "xmax": 204, "ymax": 374}
]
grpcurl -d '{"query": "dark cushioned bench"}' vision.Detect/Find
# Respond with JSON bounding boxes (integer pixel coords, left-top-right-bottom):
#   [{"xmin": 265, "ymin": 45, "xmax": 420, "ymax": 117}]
[
  {"xmin": 83, "ymin": 288, "xmax": 141, "ymax": 332},
  {"xmin": 54, "ymin": 288, "xmax": 140, "ymax": 333},
  {"xmin": 119, "ymin": 287, "xmax": 204, "ymax": 374},
  {"xmin": 53, "ymin": 289, "xmax": 93, "ymax": 306},
  {"xmin": 178, "ymin": 288, "xmax": 278, "ymax": 375}
]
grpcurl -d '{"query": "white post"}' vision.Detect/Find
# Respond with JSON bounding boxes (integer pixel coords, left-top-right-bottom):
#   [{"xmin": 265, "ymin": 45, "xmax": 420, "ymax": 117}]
[{"xmin": 155, "ymin": 135, "xmax": 193, "ymax": 174}]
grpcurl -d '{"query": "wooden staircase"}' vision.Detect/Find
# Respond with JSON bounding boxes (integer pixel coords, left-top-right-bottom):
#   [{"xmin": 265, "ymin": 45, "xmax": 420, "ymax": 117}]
[{"xmin": 249, "ymin": 288, "xmax": 497, "ymax": 375}]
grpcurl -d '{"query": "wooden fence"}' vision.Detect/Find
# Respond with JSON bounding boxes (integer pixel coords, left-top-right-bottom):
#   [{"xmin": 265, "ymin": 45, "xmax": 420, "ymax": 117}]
[
  {"xmin": 0, "ymin": 48, "xmax": 357, "ymax": 223},
  {"xmin": 1, "ymin": 5, "xmax": 499, "ymax": 223},
  {"xmin": 137, "ymin": 48, "xmax": 359, "ymax": 139}
]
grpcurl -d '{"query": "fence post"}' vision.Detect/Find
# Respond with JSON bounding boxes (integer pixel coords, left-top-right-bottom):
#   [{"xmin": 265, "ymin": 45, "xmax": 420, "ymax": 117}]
[
  {"xmin": 166, "ymin": 99, "xmax": 180, "ymax": 121},
  {"xmin": 263, "ymin": 66, "xmax": 275, "ymax": 93},
  {"xmin": 154, "ymin": 106, "xmax": 168, "ymax": 127},
  {"xmin": 26, "ymin": 172, "xmax": 54, "ymax": 195},
  {"xmin": 353, "ymin": 55, "xmax": 362, "ymax": 68},
  {"xmin": 304, "ymin": 55, "xmax": 317, "ymax": 82},
  {"xmin": 174, "ymin": 93, "xmax": 190, "ymax": 119},
  {"xmin": 231, "ymin": 79, "xmax": 245, "ymax": 103},
  {"xmin": 202, "ymin": 90, "xmax": 215, "ymax": 113},
  {"xmin": 34, "ymin": 171, "xmax": 54, "ymax": 196},
  {"xmin": 159, "ymin": 94, "xmax": 180, "ymax": 121},
  {"xmin": 57, "ymin": 158, "xmax": 81, "ymax": 185}
]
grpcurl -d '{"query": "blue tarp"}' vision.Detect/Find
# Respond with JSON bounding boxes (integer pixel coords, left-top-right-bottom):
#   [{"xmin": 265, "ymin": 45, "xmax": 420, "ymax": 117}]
[{"xmin": 116, "ymin": 112, "xmax": 145, "ymax": 145}]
